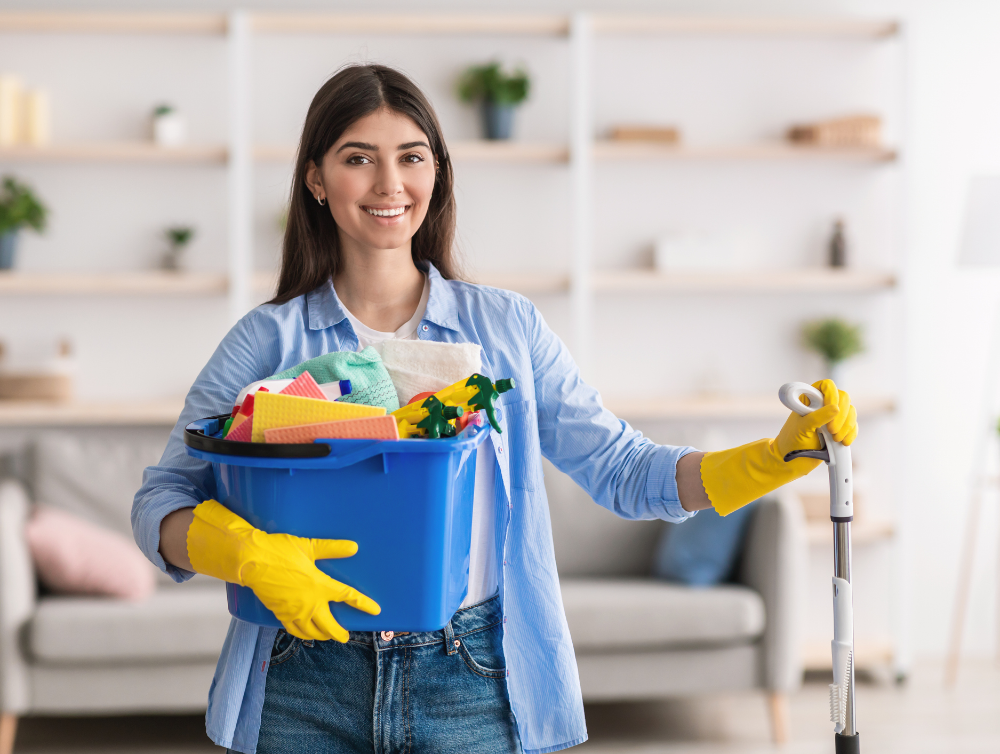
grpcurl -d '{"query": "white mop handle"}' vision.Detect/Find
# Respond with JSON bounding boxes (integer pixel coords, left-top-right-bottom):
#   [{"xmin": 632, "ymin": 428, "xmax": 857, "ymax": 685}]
[
  {"xmin": 778, "ymin": 382, "xmax": 854, "ymax": 521},
  {"xmin": 831, "ymin": 576, "xmax": 855, "ymax": 733}
]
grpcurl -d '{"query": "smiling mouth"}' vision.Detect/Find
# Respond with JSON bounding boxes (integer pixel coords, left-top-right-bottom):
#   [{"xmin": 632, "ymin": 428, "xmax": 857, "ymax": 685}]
[{"xmin": 363, "ymin": 205, "xmax": 408, "ymax": 218}]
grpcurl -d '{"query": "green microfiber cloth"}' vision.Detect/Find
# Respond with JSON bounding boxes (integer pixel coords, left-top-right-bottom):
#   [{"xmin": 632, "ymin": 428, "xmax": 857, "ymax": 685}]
[{"xmin": 269, "ymin": 347, "xmax": 401, "ymax": 412}]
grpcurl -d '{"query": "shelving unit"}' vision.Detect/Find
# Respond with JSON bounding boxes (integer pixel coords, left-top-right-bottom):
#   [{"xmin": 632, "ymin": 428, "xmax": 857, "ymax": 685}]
[
  {"xmin": 0, "ymin": 399, "xmax": 185, "ymax": 426},
  {"xmin": 0, "ymin": 271, "xmax": 229, "ymax": 295},
  {"xmin": 0, "ymin": 143, "xmax": 227, "ymax": 164},
  {"xmin": 592, "ymin": 268, "xmax": 897, "ymax": 294},
  {"xmin": 604, "ymin": 394, "xmax": 896, "ymax": 421},
  {"xmin": 593, "ymin": 141, "xmax": 897, "ymax": 162}
]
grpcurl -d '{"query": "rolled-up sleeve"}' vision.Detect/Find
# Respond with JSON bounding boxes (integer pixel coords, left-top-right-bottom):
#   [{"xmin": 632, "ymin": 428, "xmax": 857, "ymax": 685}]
[
  {"xmin": 131, "ymin": 312, "xmax": 272, "ymax": 581},
  {"xmin": 526, "ymin": 302, "xmax": 697, "ymax": 523}
]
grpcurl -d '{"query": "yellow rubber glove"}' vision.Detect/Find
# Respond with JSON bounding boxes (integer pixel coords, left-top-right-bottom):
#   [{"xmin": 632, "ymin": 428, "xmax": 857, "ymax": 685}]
[
  {"xmin": 186, "ymin": 500, "xmax": 380, "ymax": 642},
  {"xmin": 700, "ymin": 380, "xmax": 859, "ymax": 516}
]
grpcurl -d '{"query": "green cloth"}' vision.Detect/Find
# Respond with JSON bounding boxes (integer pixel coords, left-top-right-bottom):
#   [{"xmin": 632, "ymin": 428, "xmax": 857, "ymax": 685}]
[{"xmin": 269, "ymin": 347, "xmax": 400, "ymax": 412}]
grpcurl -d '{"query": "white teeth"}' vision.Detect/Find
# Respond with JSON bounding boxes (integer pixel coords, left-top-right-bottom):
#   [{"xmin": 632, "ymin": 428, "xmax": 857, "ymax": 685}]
[{"xmin": 365, "ymin": 207, "xmax": 406, "ymax": 217}]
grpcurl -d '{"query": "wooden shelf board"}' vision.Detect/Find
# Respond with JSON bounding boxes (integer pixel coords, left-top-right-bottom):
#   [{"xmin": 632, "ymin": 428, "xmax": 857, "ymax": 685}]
[
  {"xmin": 594, "ymin": 140, "xmax": 897, "ymax": 163},
  {"xmin": 0, "ymin": 12, "xmax": 227, "ymax": 34},
  {"xmin": 806, "ymin": 518, "xmax": 896, "ymax": 546},
  {"xmin": 0, "ymin": 143, "xmax": 227, "ymax": 164},
  {"xmin": 593, "ymin": 15, "xmax": 899, "ymax": 38},
  {"xmin": 255, "ymin": 141, "xmax": 569, "ymax": 164},
  {"xmin": 0, "ymin": 271, "xmax": 228, "ymax": 295},
  {"xmin": 604, "ymin": 394, "xmax": 896, "ymax": 421},
  {"xmin": 593, "ymin": 268, "xmax": 897, "ymax": 293},
  {"xmin": 802, "ymin": 639, "xmax": 894, "ymax": 672},
  {"xmin": 0, "ymin": 399, "xmax": 185, "ymax": 426},
  {"xmin": 251, "ymin": 13, "xmax": 569, "ymax": 36},
  {"xmin": 473, "ymin": 271, "xmax": 571, "ymax": 294}
]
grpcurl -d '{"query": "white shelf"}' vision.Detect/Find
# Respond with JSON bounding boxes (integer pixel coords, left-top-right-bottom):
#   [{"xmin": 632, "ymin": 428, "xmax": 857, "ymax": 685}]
[
  {"xmin": 604, "ymin": 394, "xmax": 896, "ymax": 421},
  {"xmin": 0, "ymin": 143, "xmax": 228, "ymax": 164},
  {"xmin": 594, "ymin": 140, "xmax": 897, "ymax": 162},
  {"xmin": 474, "ymin": 271, "xmax": 571, "ymax": 294},
  {"xmin": 592, "ymin": 15, "xmax": 899, "ymax": 38},
  {"xmin": 0, "ymin": 271, "xmax": 228, "ymax": 295},
  {"xmin": 255, "ymin": 141, "xmax": 569, "ymax": 164},
  {"xmin": 0, "ymin": 12, "xmax": 227, "ymax": 34},
  {"xmin": 252, "ymin": 13, "xmax": 570, "ymax": 36},
  {"xmin": 593, "ymin": 268, "xmax": 897, "ymax": 293},
  {"xmin": 806, "ymin": 518, "xmax": 896, "ymax": 546},
  {"xmin": 0, "ymin": 399, "xmax": 185, "ymax": 426}
]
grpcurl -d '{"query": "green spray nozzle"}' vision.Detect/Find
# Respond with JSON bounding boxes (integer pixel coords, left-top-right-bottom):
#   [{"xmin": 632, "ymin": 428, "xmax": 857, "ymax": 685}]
[{"xmin": 465, "ymin": 374, "xmax": 516, "ymax": 434}]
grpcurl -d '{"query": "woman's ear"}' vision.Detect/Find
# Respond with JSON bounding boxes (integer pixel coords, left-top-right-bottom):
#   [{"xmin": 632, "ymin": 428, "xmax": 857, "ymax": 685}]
[{"xmin": 304, "ymin": 160, "xmax": 325, "ymax": 201}]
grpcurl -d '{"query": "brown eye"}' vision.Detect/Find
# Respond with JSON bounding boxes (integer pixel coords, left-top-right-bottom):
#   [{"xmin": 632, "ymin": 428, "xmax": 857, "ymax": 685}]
[
  {"xmin": 401, "ymin": 153, "xmax": 424, "ymax": 164},
  {"xmin": 347, "ymin": 154, "xmax": 372, "ymax": 165}
]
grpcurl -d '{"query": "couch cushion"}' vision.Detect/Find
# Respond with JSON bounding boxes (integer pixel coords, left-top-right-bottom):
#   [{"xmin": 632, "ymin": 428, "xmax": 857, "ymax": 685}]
[
  {"xmin": 561, "ymin": 578, "xmax": 765, "ymax": 652},
  {"xmin": 29, "ymin": 583, "xmax": 232, "ymax": 664}
]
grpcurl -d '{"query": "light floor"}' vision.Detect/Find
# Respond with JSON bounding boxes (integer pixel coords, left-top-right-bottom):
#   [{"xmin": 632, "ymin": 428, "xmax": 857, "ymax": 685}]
[{"xmin": 11, "ymin": 661, "xmax": 1000, "ymax": 753}]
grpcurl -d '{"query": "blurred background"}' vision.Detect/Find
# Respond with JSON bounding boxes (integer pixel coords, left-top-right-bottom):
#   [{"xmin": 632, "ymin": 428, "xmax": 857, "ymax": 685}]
[{"xmin": 0, "ymin": 0, "xmax": 999, "ymax": 752}]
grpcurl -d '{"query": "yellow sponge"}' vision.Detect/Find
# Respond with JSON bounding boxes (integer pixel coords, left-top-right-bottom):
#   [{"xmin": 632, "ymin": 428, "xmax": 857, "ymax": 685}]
[{"xmin": 250, "ymin": 392, "xmax": 385, "ymax": 443}]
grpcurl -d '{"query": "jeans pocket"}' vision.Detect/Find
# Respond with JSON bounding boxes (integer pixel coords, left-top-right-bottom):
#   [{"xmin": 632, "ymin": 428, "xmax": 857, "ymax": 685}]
[
  {"xmin": 456, "ymin": 624, "xmax": 507, "ymax": 680},
  {"xmin": 270, "ymin": 631, "xmax": 303, "ymax": 666}
]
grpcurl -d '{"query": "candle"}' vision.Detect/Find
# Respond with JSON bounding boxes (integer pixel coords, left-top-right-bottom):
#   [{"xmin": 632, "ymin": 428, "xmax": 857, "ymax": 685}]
[
  {"xmin": 22, "ymin": 90, "xmax": 50, "ymax": 146},
  {"xmin": 0, "ymin": 75, "xmax": 22, "ymax": 146}
]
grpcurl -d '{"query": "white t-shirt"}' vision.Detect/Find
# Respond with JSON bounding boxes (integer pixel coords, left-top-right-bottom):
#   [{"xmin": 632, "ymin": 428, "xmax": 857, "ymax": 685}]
[{"xmin": 340, "ymin": 276, "xmax": 498, "ymax": 608}]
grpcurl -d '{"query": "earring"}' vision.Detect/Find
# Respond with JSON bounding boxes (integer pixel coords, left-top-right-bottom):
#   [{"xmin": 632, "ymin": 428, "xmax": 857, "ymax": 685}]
[{"xmin": 316, "ymin": 196, "xmax": 326, "ymax": 206}]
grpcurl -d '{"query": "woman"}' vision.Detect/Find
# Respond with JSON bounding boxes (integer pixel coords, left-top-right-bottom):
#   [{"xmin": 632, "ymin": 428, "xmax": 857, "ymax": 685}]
[{"xmin": 134, "ymin": 65, "xmax": 857, "ymax": 754}]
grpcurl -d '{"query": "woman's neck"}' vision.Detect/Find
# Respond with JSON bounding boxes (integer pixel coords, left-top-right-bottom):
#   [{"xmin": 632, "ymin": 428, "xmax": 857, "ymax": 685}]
[{"xmin": 333, "ymin": 237, "xmax": 425, "ymax": 333}]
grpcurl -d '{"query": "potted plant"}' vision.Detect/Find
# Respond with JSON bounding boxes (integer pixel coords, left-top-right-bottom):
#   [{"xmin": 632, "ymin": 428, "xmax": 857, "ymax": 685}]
[
  {"xmin": 0, "ymin": 176, "xmax": 48, "ymax": 270},
  {"xmin": 802, "ymin": 318, "xmax": 865, "ymax": 385},
  {"xmin": 152, "ymin": 103, "xmax": 187, "ymax": 147},
  {"xmin": 457, "ymin": 62, "xmax": 530, "ymax": 140},
  {"xmin": 161, "ymin": 226, "xmax": 195, "ymax": 271}
]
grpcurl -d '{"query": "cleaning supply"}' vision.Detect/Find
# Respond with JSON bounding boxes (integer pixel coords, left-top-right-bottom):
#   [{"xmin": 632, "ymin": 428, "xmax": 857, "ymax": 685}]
[
  {"xmin": 225, "ymin": 388, "xmax": 266, "ymax": 438},
  {"xmin": 265, "ymin": 415, "xmax": 400, "ymax": 443},
  {"xmin": 699, "ymin": 379, "xmax": 856, "ymax": 516},
  {"xmin": 393, "ymin": 395, "xmax": 464, "ymax": 439},
  {"xmin": 186, "ymin": 499, "xmax": 380, "ymax": 642},
  {"xmin": 433, "ymin": 373, "xmax": 515, "ymax": 433},
  {"xmin": 276, "ymin": 371, "xmax": 327, "ymax": 400},
  {"xmin": 381, "ymin": 340, "xmax": 482, "ymax": 405},
  {"xmin": 234, "ymin": 377, "xmax": 352, "ymax": 409},
  {"xmin": 778, "ymin": 382, "xmax": 860, "ymax": 753},
  {"xmin": 269, "ymin": 347, "xmax": 399, "ymax": 412},
  {"xmin": 251, "ymin": 391, "xmax": 385, "ymax": 443}
]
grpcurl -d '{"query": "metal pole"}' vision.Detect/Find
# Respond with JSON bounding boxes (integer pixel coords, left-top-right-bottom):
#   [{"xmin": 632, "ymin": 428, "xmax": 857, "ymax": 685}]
[{"xmin": 227, "ymin": 10, "xmax": 252, "ymax": 323}]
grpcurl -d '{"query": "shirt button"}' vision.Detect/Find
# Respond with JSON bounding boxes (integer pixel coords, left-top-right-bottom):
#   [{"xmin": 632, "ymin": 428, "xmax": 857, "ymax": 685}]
[
  {"xmin": 497, "ymin": 445, "xmax": 503, "ymax": 454},
  {"xmin": 380, "ymin": 631, "xmax": 394, "ymax": 641},
  {"xmin": 421, "ymin": 325, "xmax": 429, "ymax": 332}
]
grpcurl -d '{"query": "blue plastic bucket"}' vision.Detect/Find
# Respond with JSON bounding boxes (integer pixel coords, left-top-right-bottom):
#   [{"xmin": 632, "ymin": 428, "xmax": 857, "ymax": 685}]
[{"xmin": 183, "ymin": 415, "xmax": 489, "ymax": 632}]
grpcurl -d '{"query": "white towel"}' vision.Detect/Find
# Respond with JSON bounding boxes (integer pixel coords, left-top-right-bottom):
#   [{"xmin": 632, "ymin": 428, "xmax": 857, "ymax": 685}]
[{"xmin": 381, "ymin": 340, "xmax": 482, "ymax": 406}]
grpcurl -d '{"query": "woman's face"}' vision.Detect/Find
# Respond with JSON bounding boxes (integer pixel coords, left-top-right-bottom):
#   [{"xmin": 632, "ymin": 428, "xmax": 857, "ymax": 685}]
[{"xmin": 306, "ymin": 108, "xmax": 437, "ymax": 254}]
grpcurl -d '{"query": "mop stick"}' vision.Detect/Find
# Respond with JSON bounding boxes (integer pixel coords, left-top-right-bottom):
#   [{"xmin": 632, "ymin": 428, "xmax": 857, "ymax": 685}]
[{"xmin": 780, "ymin": 382, "xmax": 860, "ymax": 753}]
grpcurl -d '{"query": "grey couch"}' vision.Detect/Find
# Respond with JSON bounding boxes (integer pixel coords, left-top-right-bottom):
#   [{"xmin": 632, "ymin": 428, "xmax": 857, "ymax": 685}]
[
  {"xmin": 546, "ymin": 459, "xmax": 806, "ymax": 744},
  {"xmin": 0, "ymin": 434, "xmax": 804, "ymax": 753}
]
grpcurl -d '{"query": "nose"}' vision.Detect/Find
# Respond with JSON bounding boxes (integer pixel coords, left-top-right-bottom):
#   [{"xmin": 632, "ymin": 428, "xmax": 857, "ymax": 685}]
[{"xmin": 373, "ymin": 159, "xmax": 404, "ymax": 198}]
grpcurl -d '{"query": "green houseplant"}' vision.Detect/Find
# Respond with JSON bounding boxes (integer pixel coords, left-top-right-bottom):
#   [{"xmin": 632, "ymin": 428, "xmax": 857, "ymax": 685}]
[
  {"xmin": 457, "ymin": 62, "xmax": 530, "ymax": 140},
  {"xmin": 802, "ymin": 318, "xmax": 865, "ymax": 385},
  {"xmin": 161, "ymin": 226, "xmax": 195, "ymax": 271},
  {"xmin": 0, "ymin": 176, "xmax": 48, "ymax": 270}
]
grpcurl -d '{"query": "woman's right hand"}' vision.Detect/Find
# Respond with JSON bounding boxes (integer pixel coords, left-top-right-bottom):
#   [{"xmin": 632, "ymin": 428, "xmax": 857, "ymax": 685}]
[{"xmin": 185, "ymin": 500, "xmax": 380, "ymax": 642}]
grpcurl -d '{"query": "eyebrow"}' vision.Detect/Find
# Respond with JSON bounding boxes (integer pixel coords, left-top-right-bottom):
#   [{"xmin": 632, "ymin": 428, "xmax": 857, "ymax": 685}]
[{"xmin": 336, "ymin": 140, "xmax": 431, "ymax": 154}]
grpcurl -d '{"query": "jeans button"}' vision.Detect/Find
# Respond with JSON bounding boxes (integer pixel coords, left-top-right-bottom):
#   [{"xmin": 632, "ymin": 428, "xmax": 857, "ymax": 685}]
[{"xmin": 381, "ymin": 631, "xmax": 394, "ymax": 641}]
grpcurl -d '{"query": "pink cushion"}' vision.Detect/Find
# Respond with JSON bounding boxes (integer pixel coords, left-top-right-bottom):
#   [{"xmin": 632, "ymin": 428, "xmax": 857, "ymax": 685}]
[{"xmin": 25, "ymin": 506, "xmax": 156, "ymax": 601}]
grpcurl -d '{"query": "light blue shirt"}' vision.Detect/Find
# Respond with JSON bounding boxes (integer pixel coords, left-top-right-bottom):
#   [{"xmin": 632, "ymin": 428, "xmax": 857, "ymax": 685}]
[{"xmin": 132, "ymin": 264, "xmax": 696, "ymax": 754}]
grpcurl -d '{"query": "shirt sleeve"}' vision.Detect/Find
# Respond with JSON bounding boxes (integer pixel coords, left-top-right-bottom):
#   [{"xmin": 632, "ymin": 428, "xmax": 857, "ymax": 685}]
[
  {"xmin": 131, "ymin": 312, "xmax": 274, "ymax": 582},
  {"xmin": 525, "ymin": 301, "xmax": 698, "ymax": 523}
]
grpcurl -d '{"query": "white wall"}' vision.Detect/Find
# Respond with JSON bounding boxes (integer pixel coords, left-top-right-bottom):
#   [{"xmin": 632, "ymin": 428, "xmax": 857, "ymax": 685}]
[{"xmin": 2, "ymin": 0, "xmax": 999, "ymax": 661}]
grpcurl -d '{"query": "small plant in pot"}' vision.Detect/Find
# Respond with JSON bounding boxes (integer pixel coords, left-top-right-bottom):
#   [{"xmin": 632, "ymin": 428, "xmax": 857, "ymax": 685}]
[
  {"xmin": 802, "ymin": 317, "xmax": 865, "ymax": 386},
  {"xmin": 0, "ymin": 176, "xmax": 48, "ymax": 270},
  {"xmin": 457, "ymin": 62, "xmax": 530, "ymax": 140},
  {"xmin": 161, "ymin": 226, "xmax": 195, "ymax": 271}
]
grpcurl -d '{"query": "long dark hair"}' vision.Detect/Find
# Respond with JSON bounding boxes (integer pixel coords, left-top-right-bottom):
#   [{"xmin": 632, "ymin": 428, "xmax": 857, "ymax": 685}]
[{"xmin": 270, "ymin": 65, "xmax": 459, "ymax": 305}]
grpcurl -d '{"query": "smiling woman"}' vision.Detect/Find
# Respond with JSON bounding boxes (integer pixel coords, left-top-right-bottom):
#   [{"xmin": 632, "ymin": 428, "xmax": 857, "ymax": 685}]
[{"xmin": 274, "ymin": 65, "xmax": 458, "ymax": 311}]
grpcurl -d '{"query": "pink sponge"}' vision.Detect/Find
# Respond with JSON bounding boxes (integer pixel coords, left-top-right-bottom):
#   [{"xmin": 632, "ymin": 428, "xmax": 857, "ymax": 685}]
[
  {"xmin": 226, "ymin": 414, "xmax": 253, "ymax": 442},
  {"xmin": 279, "ymin": 371, "xmax": 327, "ymax": 401},
  {"xmin": 264, "ymin": 415, "xmax": 400, "ymax": 443}
]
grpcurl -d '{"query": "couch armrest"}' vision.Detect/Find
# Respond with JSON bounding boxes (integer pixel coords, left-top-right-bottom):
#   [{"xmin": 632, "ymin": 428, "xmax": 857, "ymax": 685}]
[
  {"xmin": 736, "ymin": 490, "xmax": 807, "ymax": 693},
  {"xmin": 0, "ymin": 480, "xmax": 35, "ymax": 714}
]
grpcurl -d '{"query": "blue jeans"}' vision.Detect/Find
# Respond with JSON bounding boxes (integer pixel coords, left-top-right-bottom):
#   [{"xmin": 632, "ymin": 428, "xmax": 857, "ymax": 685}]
[{"xmin": 250, "ymin": 594, "xmax": 522, "ymax": 754}]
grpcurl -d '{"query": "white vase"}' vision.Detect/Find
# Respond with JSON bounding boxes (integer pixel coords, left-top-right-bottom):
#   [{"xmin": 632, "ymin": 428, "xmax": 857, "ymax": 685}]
[
  {"xmin": 153, "ymin": 111, "xmax": 187, "ymax": 147},
  {"xmin": 826, "ymin": 362, "xmax": 844, "ymax": 387}
]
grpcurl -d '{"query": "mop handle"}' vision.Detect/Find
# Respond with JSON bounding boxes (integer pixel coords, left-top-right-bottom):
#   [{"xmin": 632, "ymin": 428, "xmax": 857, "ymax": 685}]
[{"xmin": 779, "ymin": 383, "xmax": 859, "ymax": 749}]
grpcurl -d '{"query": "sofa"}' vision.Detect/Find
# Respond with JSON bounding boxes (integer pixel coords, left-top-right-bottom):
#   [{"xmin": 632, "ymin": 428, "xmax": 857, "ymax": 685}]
[
  {"xmin": 546, "ymin": 458, "xmax": 806, "ymax": 744},
  {"xmin": 0, "ymin": 432, "xmax": 804, "ymax": 753}
]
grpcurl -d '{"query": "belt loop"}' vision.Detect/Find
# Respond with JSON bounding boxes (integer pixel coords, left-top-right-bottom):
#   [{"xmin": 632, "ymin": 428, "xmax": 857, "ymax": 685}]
[{"xmin": 443, "ymin": 619, "xmax": 457, "ymax": 655}]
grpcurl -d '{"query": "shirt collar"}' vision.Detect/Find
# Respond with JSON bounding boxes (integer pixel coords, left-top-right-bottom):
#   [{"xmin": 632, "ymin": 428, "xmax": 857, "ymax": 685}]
[{"xmin": 305, "ymin": 262, "xmax": 460, "ymax": 332}]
